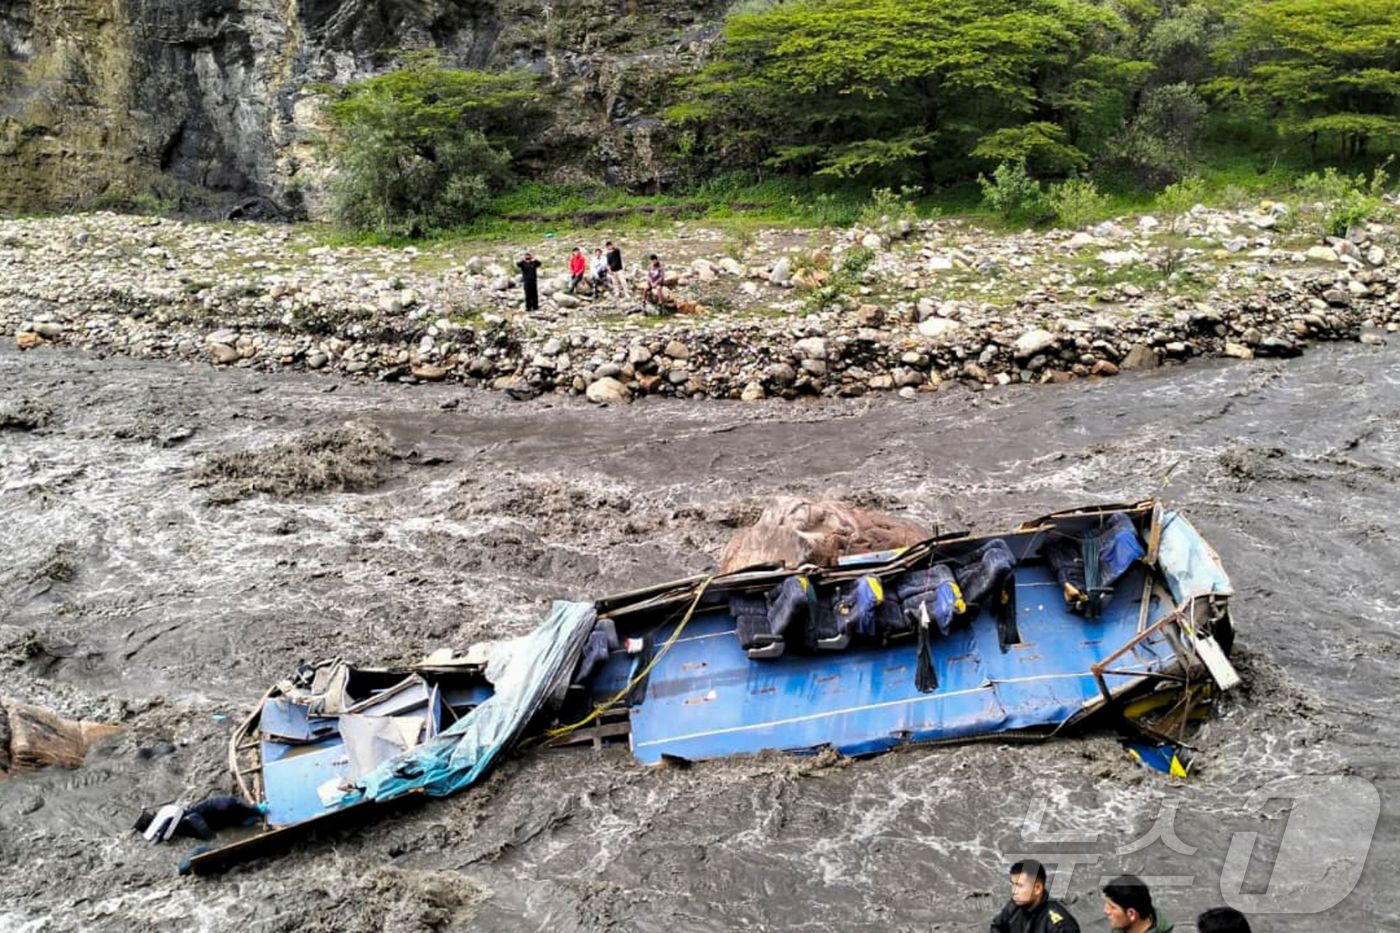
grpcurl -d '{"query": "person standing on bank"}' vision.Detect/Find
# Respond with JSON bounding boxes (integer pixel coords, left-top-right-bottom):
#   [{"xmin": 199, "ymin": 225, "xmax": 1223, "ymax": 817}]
[
  {"xmin": 605, "ymin": 239, "xmax": 629, "ymax": 297},
  {"xmin": 990, "ymin": 859, "xmax": 1080, "ymax": 933},
  {"xmin": 1102, "ymin": 875, "xmax": 1173, "ymax": 933},
  {"xmin": 517, "ymin": 251, "xmax": 542, "ymax": 312}
]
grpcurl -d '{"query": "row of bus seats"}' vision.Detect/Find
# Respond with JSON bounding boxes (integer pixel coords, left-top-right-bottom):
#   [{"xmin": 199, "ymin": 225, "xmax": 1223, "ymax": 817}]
[
  {"xmin": 727, "ymin": 538, "xmax": 1020, "ymax": 662},
  {"xmin": 727, "ymin": 512, "xmax": 1146, "ymax": 662}
]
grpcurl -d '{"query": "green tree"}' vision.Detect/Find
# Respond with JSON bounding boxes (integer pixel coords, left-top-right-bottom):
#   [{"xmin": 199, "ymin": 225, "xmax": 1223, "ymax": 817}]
[
  {"xmin": 670, "ymin": 0, "xmax": 1148, "ymax": 184},
  {"xmin": 1137, "ymin": 2, "xmax": 1228, "ymax": 88},
  {"xmin": 1102, "ymin": 82, "xmax": 1209, "ymax": 186},
  {"xmin": 1212, "ymin": 0, "xmax": 1400, "ymax": 158},
  {"xmin": 322, "ymin": 53, "xmax": 541, "ymax": 236}
]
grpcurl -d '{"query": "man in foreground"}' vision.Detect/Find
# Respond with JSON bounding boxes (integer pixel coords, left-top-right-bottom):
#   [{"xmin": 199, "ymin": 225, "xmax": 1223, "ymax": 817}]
[
  {"xmin": 1102, "ymin": 874, "xmax": 1173, "ymax": 933},
  {"xmin": 1195, "ymin": 907, "xmax": 1249, "ymax": 933},
  {"xmin": 990, "ymin": 859, "xmax": 1081, "ymax": 933}
]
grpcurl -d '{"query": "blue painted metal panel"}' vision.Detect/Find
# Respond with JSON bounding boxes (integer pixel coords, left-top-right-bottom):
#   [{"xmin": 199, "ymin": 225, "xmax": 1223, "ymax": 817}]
[
  {"xmin": 261, "ymin": 737, "xmax": 354, "ymax": 826},
  {"xmin": 441, "ymin": 684, "xmax": 494, "ymax": 714},
  {"xmin": 259, "ymin": 698, "xmax": 339, "ymax": 744},
  {"xmin": 625, "ymin": 565, "xmax": 1172, "ymax": 765}
]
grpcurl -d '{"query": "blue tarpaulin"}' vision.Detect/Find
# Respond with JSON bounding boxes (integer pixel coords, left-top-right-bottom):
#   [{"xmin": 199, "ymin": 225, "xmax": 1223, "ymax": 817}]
[
  {"xmin": 356, "ymin": 600, "xmax": 597, "ymax": 802},
  {"xmin": 1158, "ymin": 511, "xmax": 1233, "ymax": 605}
]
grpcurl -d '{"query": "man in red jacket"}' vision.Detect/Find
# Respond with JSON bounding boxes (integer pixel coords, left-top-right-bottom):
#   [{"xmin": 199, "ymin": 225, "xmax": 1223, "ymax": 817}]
[{"xmin": 567, "ymin": 247, "xmax": 587, "ymax": 295}]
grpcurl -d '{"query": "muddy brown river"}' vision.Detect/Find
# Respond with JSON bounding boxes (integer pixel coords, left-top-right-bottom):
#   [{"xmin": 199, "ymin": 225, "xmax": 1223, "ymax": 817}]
[{"xmin": 1, "ymin": 342, "xmax": 1396, "ymax": 931}]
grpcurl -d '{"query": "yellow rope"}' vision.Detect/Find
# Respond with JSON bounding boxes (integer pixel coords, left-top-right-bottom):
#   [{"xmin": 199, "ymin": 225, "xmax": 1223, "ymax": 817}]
[{"xmin": 541, "ymin": 575, "xmax": 715, "ymax": 742}]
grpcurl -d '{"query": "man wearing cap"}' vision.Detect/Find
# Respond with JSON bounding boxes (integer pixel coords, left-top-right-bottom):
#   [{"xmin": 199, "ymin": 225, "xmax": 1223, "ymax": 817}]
[
  {"xmin": 1102, "ymin": 874, "xmax": 1173, "ymax": 933},
  {"xmin": 990, "ymin": 859, "xmax": 1081, "ymax": 933}
]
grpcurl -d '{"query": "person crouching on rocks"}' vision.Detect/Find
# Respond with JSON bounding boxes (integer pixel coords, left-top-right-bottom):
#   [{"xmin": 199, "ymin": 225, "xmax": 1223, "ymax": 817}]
[
  {"xmin": 568, "ymin": 247, "xmax": 587, "ymax": 295},
  {"xmin": 591, "ymin": 248, "xmax": 611, "ymax": 297},
  {"xmin": 645, "ymin": 254, "xmax": 667, "ymax": 307}
]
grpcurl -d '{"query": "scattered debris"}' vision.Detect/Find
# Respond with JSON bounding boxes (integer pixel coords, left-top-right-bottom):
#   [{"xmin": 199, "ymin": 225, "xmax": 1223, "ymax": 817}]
[
  {"xmin": 191, "ymin": 423, "xmax": 394, "ymax": 503},
  {"xmin": 0, "ymin": 697, "xmax": 121, "ymax": 778},
  {"xmin": 0, "ymin": 398, "xmax": 55, "ymax": 431}
]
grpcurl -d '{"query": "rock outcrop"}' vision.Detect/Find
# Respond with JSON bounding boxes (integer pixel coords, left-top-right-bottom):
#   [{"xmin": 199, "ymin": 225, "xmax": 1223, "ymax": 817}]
[{"xmin": 0, "ymin": 0, "xmax": 725, "ymax": 212}]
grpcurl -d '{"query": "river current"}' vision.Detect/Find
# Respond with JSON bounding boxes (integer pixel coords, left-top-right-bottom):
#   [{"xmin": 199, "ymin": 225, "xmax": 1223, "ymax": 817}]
[{"xmin": 0, "ymin": 342, "xmax": 1396, "ymax": 931}]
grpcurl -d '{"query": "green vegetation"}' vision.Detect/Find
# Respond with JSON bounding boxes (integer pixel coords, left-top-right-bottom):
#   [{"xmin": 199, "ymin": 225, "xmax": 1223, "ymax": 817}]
[
  {"xmin": 670, "ymin": 0, "xmax": 1142, "ymax": 182},
  {"xmin": 320, "ymin": 52, "xmax": 542, "ymax": 237},
  {"xmin": 1295, "ymin": 161, "xmax": 1393, "ymax": 236},
  {"xmin": 674, "ymin": 0, "xmax": 1400, "ymax": 185},
  {"xmin": 979, "ymin": 162, "xmax": 1054, "ymax": 225},
  {"xmin": 651, "ymin": 0, "xmax": 1400, "ymax": 233},
  {"xmin": 303, "ymin": 0, "xmax": 1400, "ymax": 243},
  {"xmin": 1210, "ymin": 0, "xmax": 1400, "ymax": 159}
]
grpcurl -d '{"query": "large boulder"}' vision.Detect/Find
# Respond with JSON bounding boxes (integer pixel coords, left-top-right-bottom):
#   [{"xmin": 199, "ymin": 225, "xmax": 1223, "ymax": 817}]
[
  {"xmin": 918, "ymin": 318, "xmax": 961, "ymax": 339},
  {"xmin": 1014, "ymin": 328, "xmax": 1056, "ymax": 360},
  {"xmin": 718, "ymin": 497, "xmax": 930, "ymax": 574},
  {"xmin": 586, "ymin": 376, "xmax": 630, "ymax": 405},
  {"xmin": 769, "ymin": 257, "xmax": 793, "ymax": 287},
  {"xmin": 1121, "ymin": 344, "xmax": 1160, "ymax": 370}
]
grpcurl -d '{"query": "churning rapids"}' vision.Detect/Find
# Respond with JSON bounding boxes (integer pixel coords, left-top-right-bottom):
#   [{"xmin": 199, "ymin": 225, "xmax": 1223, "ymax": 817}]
[{"xmin": 1, "ymin": 341, "xmax": 1397, "ymax": 932}]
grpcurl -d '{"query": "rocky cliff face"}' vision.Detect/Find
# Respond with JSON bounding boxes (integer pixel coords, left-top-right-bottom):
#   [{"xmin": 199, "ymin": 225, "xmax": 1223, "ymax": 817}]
[{"xmin": 0, "ymin": 0, "xmax": 726, "ymax": 214}]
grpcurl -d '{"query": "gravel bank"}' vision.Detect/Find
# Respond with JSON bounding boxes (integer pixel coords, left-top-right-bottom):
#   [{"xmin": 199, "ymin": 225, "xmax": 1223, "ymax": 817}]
[{"xmin": 4, "ymin": 204, "xmax": 1396, "ymax": 402}]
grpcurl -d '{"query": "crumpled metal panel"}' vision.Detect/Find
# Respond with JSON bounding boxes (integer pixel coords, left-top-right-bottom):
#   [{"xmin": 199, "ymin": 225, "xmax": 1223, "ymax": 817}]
[{"xmin": 356, "ymin": 600, "xmax": 597, "ymax": 802}]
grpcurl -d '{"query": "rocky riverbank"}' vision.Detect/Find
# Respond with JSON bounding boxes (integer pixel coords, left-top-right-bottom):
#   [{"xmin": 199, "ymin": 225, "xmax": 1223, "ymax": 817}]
[{"xmin": 3, "ymin": 202, "xmax": 1396, "ymax": 402}]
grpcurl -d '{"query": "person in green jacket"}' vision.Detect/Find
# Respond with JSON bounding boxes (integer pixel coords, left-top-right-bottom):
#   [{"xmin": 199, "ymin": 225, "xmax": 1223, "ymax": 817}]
[{"xmin": 1102, "ymin": 875, "xmax": 1173, "ymax": 933}]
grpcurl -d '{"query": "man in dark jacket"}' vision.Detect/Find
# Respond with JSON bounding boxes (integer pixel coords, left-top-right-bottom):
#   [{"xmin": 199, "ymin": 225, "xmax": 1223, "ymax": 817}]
[
  {"xmin": 990, "ymin": 859, "xmax": 1080, "ymax": 933},
  {"xmin": 517, "ymin": 251, "xmax": 542, "ymax": 311},
  {"xmin": 605, "ymin": 240, "xmax": 629, "ymax": 297},
  {"xmin": 1102, "ymin": 874, "xmax": 1173, "ymax": 933}
]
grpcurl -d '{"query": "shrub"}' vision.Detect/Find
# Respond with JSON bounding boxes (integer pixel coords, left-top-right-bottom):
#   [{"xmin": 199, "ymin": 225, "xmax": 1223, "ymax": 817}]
[
  {"xmin": 1154, "ymin": 175, "xmax": 1206, "ymax": 226},
  {"xmin": 331, "ymin": 129, "xmax": 510, "ymax": 237},
  {"xmin": 322, "ymin": 54, "xmax": 540, "ymax": 237},
  {"xmin": 1044, "ymin": 177, "xmax": 1110, "ymax": 230},
  {"xmin": 724, "ymin": 228, "xmax": 756, "ymax": 260},
  {"xmin": 786, "ymin": 191, "xmax": 863, "ymax": 228},
  {"xmin": 1297, "ymin": 162, "xmax": 1392, "ymax": 237},
  {"xmin": 858, "ymin": 185, "xmax": 922, "ymax": 234},
  {"xmin": 978, "ymin": 161, "xmax": 1050, "ymax": 223},
  {"xmin": 840, "ymin": 245, "xmax": 877, "ymax": 276},
  {"xmin": 1137, "ymin": 84, "xmax": 1209, "ymax": 151}
]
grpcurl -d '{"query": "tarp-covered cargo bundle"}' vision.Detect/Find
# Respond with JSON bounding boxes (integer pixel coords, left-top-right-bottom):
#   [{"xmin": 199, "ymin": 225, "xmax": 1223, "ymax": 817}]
[{"xmin": 718, "ymin": 497, "xmax": 930, "ymax": 573}]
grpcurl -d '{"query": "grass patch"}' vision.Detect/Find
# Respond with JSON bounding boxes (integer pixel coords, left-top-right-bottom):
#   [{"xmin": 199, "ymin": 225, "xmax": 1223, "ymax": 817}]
[
  {"xmin": 298, "ymin": 160, "xmax": 1332, "ymax": 253},
  {"xmin": 1069, "ymin": 261, "xmax": 1170, "ymax": 291}
]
